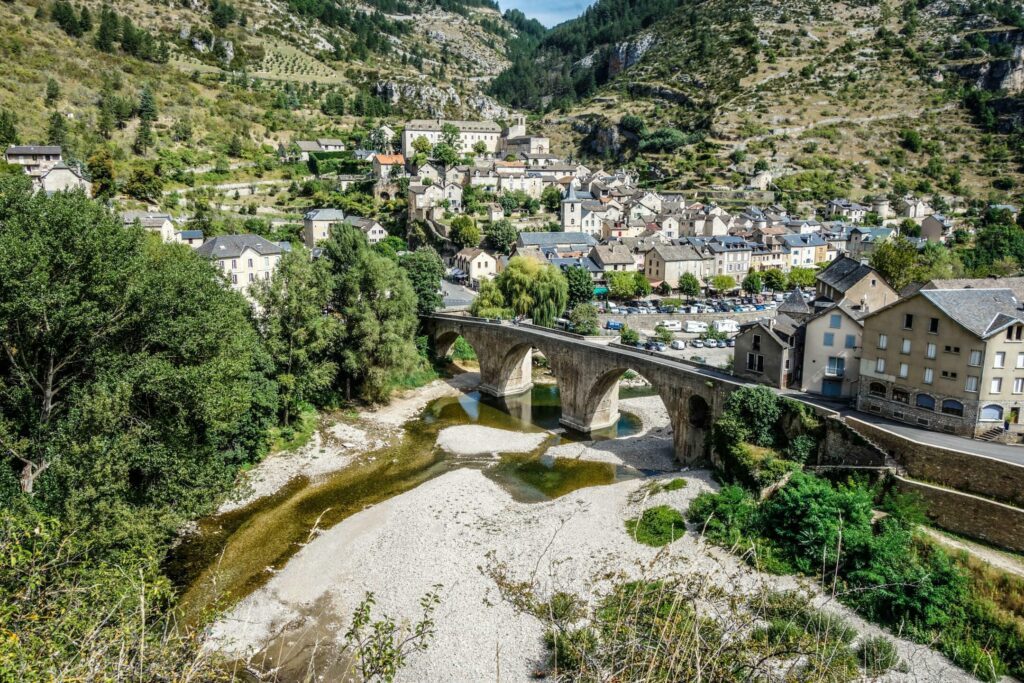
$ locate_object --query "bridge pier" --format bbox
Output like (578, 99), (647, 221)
(478, 343), (533, 398)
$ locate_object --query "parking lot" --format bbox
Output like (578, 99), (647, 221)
(598, 293), (787, 317)
(630, 325), (735, 369)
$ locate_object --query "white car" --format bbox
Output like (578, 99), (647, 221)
(670, 340), (686, 350)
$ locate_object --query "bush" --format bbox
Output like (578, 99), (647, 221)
(687, 486), (758, 546)
(450, 336), (477, 361)
(625, 505), (686, 546)
(857, 635), (900, 675)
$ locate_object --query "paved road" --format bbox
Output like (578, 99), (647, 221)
(843, 410), (1024, 467)
(441, 280), (476, 310)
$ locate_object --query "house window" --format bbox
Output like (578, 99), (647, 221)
(824, 333), (835, 347)
(926, 343), (936, 359)
(1007, 325), (1024, 341)
(923, 368), (934, 384)
(901, 338), (911, 354)
(1017, 352), (1024, 369)
(903, 314), (914, 329)
(829, 314), (841, 329)
(264, 257), (269, 268)
(893, 388), (910, 404)
(1015, 378), (1024, 394)
(945, 345), (961, 354)
(231, 259), (238, 270)
(248, 273), (255, 282)
(826, 357), (845, 377)
(941, 399), (965, 417)
(968, 350), (982, 365)
(995, 352), (1007, 368)
(966, 375), (979, 392)
(981, 404), (1004, 421)
(991, 377), (1003, 394)
(845, 334), (856, 349)
(877, 334), (888, 350)
(746, 353), (764, 373)
(916, 394), (935, 410)
(869, 382), (887, 397)
(753, 334), (761, 350)
(898, 363), (909, 378)
(941, 370), (958, 379)
(231, 274), (238, 284)
(928, 318), (940, 334)
(248, 259), (254, 268)
(875, 358), (886, 373)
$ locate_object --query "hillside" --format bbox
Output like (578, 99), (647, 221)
(492, 0), (1024, 207)
(0, 0), (520, 171)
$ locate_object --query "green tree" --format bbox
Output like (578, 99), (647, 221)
(137, 86), (157, 122)
(620, 326), (640, 345)
(94, 6), (118, 52)
(741, 272), (763, 295)
(495, 256), (567, 327)
(541, 184), (563, 212)
(46, 111), (67, 147)
(323, 225), (420, 402)
(411, 136), (432, 156)
(787, 266), (816, 288)
(472, 140), (488, 157)
(432, 142), (459, 168)
(763, 268), (787, 291)
(0, 109), (17, 147)
(449, 215), (481, 248)
(171, 117), (193, 142)
(710, 274), (737, 295)
(399, 247), (445, 317)
(86, 147), (116, 200)
(469, 279), (512, 318)
(633, 272), (652, 297)
(253, 248), (338, 425)
(45, 78), (60, 107)
(440, 122), (461, 149)
(678, 272), (701, 299)
(869, 235), (917, 290)
(607, 271), (637, 300)
(654, 324), (674, 344)
(227, 133), (244, 158)
(565, 265), (594, 308)
(132, 118), (153, 155)
(123, 167), (162, 201)
(899, 128), (923, 153)
(569, 302), (599, 335)
(486, 218), (518, 255)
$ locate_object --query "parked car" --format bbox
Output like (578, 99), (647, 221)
(605, 320), (624, 330)
(727, 338), (736, 347)
(691, 339), (704, 348)
(652, 341), (667, 352)
(670, 340), (686, 350)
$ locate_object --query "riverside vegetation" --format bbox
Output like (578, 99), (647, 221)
(0, 174), (447, 680)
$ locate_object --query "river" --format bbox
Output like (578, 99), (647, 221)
(168, 382), (659, 623)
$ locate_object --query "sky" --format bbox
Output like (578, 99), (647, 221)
(498, 0), (593, 27)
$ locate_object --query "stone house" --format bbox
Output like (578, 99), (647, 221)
(801, 303), (867, 399)
(734, 315), (799, 388)
(590, 244), (636, 273)
(643, 243), (711, 289)
(920, 214), (954, 243)
(122, 211), (176, 243)
(4, 144), (62, 179)
(857, 286), (1024, 441)
(345, 216), (388, 245)
(303, 208), (346, 248)
(779, 232), (827, 268)
(814, 256), (898, 311)
(401, 119), (502, 156)
(453, 247), (498, 285)
(197, 234), (284, 292)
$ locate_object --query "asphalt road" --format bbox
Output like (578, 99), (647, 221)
(441, 280), (476, 310)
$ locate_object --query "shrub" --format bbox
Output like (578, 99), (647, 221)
(625, 506), (686, 546)
(687, 486), (758, 546)
(857, 636), (900, 675)
(451, 336), (477, 361)
(662, 478), (687, 492)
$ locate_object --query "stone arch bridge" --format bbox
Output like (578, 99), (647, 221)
(424, 314), (747, 462)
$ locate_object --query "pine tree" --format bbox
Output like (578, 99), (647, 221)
(133, 118), (153, 155)
(94, 6), (118, 52)
(46, 111), (68, 147)
(78, 5), (92, 32)
(137, 86), (157, 122)
(45, 78), (60, 107)
(0, 109), (18, 147)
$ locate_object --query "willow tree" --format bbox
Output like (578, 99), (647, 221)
(495, 256), (568, 327)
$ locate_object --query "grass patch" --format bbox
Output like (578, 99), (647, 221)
(267, 405), (319, 453)
(662, 477), (688, 492)
(388, 363), (440, 392)
(625, 505), (686, 546)
(857, 635), (901, 675)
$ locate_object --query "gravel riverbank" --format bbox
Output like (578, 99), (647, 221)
(436, 424), (548, 456)
(209, 384), (973, 682)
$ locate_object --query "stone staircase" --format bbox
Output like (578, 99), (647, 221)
(977, 425), (1005, 442)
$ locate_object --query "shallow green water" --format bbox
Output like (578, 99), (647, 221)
(168, 383), (649, 621)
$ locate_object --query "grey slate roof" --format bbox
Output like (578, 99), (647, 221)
(590, 244), (634, 266)
(650, 243), (706, 262)
(918, 288), (1024, 338)
(816, 256), (876, 293)
(121, 211), (173, 229)
(5, 145), (61, 155)
(778, 288), (812, 315)
(304, 208), (346, 221)
(196, 234), (283, 260)
(779, 233), (826, 248)
(517, 232), (597, 248)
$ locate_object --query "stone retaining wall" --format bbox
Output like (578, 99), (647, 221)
(598, 309), (776, 328)
(894, 476), (1024, 553)
(847, 417), (1024, 508)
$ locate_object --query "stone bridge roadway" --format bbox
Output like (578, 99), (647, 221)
(423, 313), (749, 463)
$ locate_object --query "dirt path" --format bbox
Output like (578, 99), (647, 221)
(922, 527), (1024, 579)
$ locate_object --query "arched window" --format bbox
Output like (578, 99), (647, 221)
(981, 404), (1004, 421)
(915, 394), (936, 410)
(869, 382), (886, 398)
(893, 389), (910, 404)
(941, 399), (964, 417)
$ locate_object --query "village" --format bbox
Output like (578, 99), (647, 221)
(7, 114), (1024, 448)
